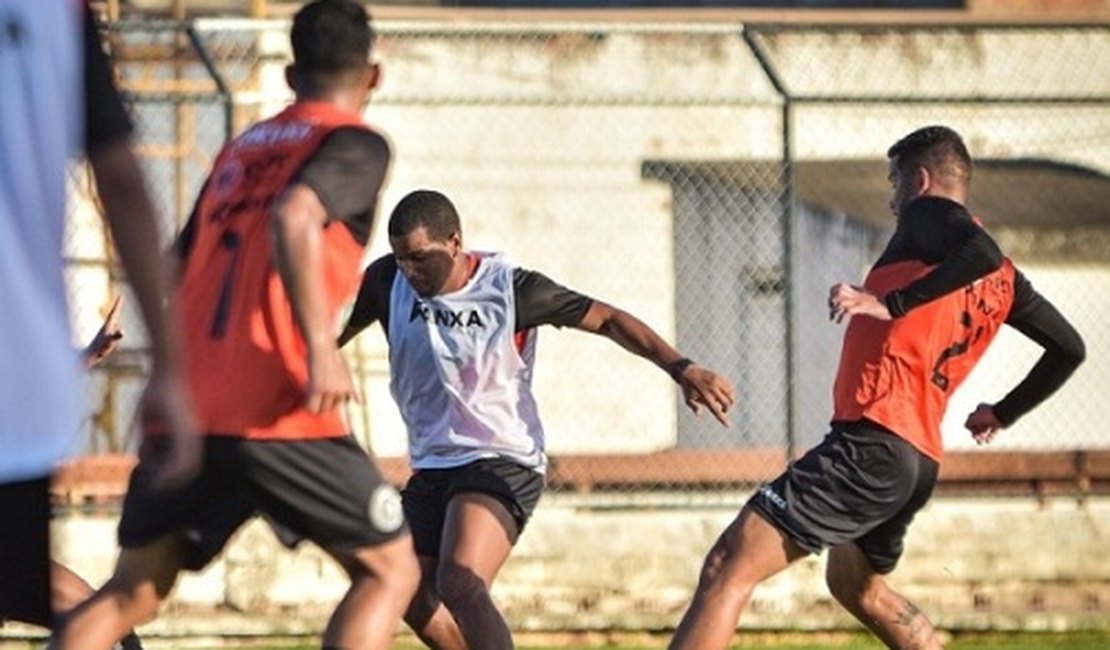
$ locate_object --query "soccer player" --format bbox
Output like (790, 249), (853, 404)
(668, 125), (1086, 650)
(1, 0), (195, 640)
(51, 2), (419, 649)
(338, 189), (737, 650)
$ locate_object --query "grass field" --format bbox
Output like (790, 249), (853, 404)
(111, 630), (1108, 649)
(4, 630), (1109, 648)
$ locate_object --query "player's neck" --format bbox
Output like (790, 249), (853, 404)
(293, 91), (365, 116)
(441, 252), (477, 295)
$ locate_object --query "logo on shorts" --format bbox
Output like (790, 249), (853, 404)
(759, 485), (788, 511)
(368, 485), (404, 533)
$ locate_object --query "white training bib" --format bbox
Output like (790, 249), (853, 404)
(388, 253), (546, 472)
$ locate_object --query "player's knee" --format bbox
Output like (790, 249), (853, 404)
(394, 549), (421, 598)
(103, 575), (166, 623)
(827, 568), (885, 615)
(435, 562), (489, 611)
(698, 536), (755, 595)
(346, 538), (420, 600)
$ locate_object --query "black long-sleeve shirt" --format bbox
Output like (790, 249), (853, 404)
(878, 196), (1084, 426)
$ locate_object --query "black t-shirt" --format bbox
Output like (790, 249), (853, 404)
(340, 254), (593, 344)
(84, 9), (132, 152)
(294, 126), (390, 245)
(176, 123), (389, 259)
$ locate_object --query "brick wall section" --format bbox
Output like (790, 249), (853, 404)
(51, 450), (1110, 506)
(970, 0), (1109, 13)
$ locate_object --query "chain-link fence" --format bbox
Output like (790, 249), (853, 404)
(69, 17), (1110, 497)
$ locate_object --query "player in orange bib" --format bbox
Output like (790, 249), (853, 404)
(51, 3), (418, 649)
(670, 126), (1085, 650)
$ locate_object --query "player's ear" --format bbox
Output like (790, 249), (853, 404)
(914, 165), (931, 194)
(284, 64), (296, 93)
(366, 62), (382, 92)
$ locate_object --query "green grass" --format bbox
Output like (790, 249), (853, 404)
(175, 630), (1109, 649)
(6, 631), (1104, 649)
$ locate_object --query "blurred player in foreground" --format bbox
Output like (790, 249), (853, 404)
(1, 0), (195, 640)
(1, 298), (142, 649)
(338, 189), (737, 650)
(669, 125), (1085, 650)
(51, 2), (418, 649)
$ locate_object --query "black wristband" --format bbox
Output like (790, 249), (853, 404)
(668, 357), (694, 381)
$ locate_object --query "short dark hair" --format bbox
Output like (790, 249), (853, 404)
(388, 190), (461, 242)
(290, 0), (374, 85)
(887, 125), (972, 187)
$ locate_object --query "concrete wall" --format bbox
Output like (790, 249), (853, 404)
(29, 494), (1108, 639)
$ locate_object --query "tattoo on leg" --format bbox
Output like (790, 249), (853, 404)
(893, 600), (936, 649)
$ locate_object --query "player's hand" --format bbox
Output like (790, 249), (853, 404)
(676, 365), (736, 427)
(306, 345), (360, 414)
(139, 369), (200, 489)
(84, 295), (124, 368)
(828, 283), (891, 323)
(965, 402), (1004, 445)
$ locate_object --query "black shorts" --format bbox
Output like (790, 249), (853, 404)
(749, 421), (938, 574)
(0, 476), (52, 627)
(119, 435), (407, 570)
(402, 457), (544, 558)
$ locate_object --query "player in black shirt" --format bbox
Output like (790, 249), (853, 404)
(670, 126), (1085, 650)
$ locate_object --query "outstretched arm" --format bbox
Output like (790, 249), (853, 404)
(85, 5), (197, 487)
(575, 300), (736, 426)
(964, 271), (1085, 444)
(90, 138), (199, 487)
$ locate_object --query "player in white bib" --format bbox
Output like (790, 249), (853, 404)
(340, 189), (736, 649)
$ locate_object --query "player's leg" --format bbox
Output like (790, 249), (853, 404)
(669, 505), (807, 650)
(243, 436), (417, 650)
(51, 436), (248, 650)
(50, 533), (188, 649)
(435, 458), (544, 650)
(436, 491), (517, 650)
(48, 561), (147, 649)
(323, 532), (420, 650)
(404, 556), (468, 650)
(827, 543), (942, 649)
(49, 561), (95, 616)
(399, 469), (468, 649)
(0, 476), (53, 629)
(826, 443), (941, 649)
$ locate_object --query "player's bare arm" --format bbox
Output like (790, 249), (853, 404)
(575, 300), (736, 426)
(89, 137), (198, 489)
(270, 183), (359, 414)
